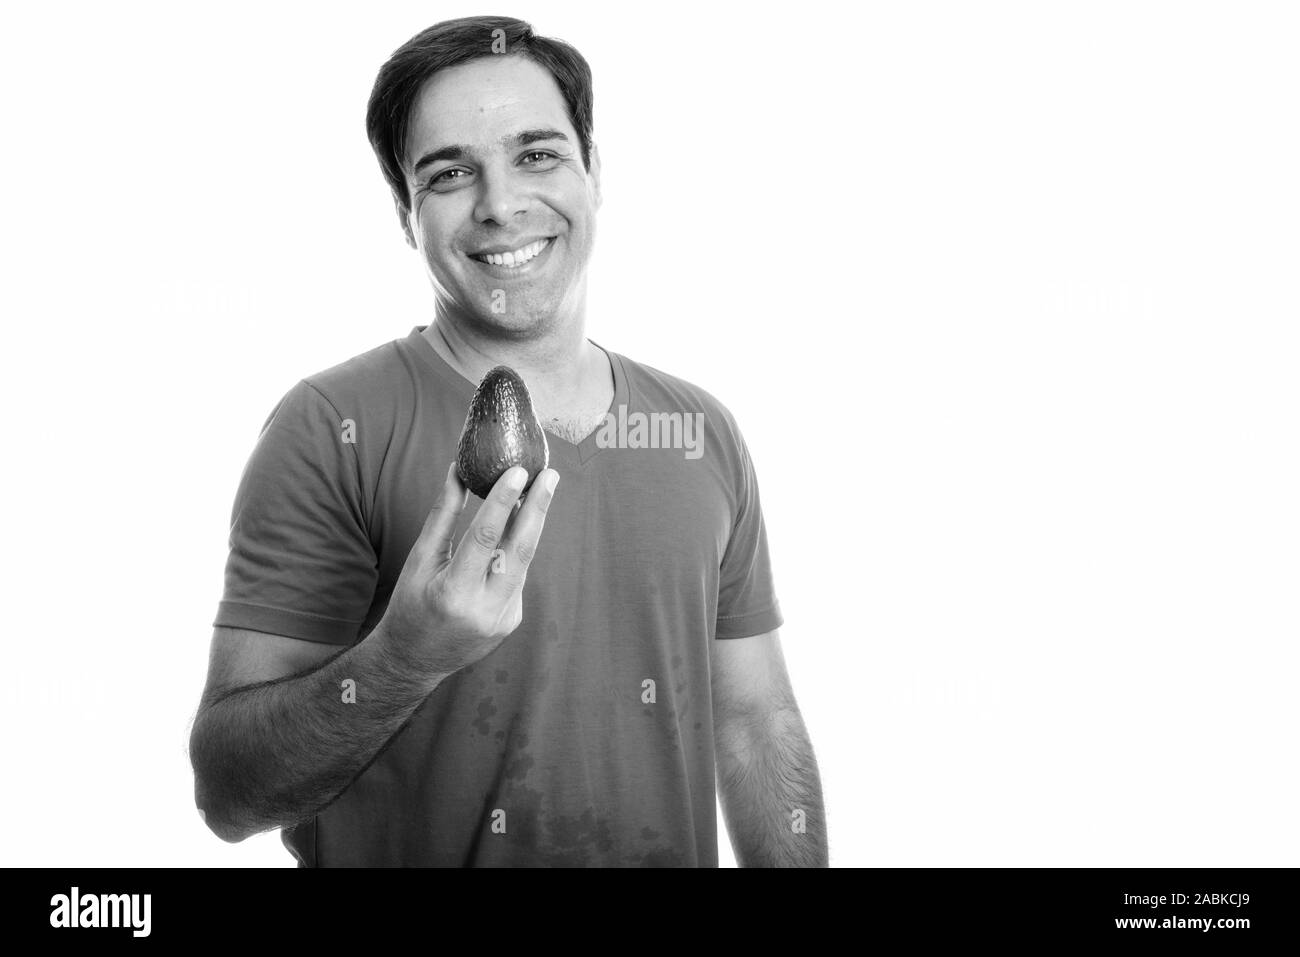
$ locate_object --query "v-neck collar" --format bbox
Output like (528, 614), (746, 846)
(402, 325), (629, 467)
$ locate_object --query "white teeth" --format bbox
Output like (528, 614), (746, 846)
(478, 238), (550, 267)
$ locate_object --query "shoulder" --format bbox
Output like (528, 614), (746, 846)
(608, 350), (762, 507)
(613, 351), (746, 441)
(254, 335), (426, 469)
(298, 336), (416, 416)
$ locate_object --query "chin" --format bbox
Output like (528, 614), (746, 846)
(469, 306), (551, 338)
(481, 292), (564, 331)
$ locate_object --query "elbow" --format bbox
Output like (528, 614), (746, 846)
(208, 815), (254, 845)
(189, 718), (253, 844)
(193, 774), (256, 844)
(191, 775), (251, 844)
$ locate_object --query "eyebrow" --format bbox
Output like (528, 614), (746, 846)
(411, 128), (571, 176)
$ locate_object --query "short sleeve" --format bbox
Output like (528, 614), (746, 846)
(213, 380), (378, 645)
(715, 423), (784, 639)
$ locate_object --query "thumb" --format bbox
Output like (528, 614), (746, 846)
(414, 461), (468, 564)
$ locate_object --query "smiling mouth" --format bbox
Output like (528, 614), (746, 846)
(469, 237), (554, 268)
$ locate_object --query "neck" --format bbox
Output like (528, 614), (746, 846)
(422, 306), (605, 411)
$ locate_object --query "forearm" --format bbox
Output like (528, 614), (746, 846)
(190, 620), (448, 842)
(716, 707), (829, 867)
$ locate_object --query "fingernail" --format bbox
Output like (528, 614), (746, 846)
(544, 470), (559, 493)
(506, 468), (526, 490)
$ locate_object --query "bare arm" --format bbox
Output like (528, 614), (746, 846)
(712, 629), (829, 867)
(190, 460), (559, 843)
(189, 621), (448, 843)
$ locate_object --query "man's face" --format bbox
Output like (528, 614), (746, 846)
(400, 55), (600, 336)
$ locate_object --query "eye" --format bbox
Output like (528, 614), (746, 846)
(430, 168), (468, 187)
(522, 150), (558, 166)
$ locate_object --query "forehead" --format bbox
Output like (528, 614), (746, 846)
(404, 56), (575, 166)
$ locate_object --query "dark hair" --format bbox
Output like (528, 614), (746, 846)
(366, 15), (594, 213)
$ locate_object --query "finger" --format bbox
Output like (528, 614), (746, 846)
(451, 465), (528, 580)
(488, 467), (559, 591)
(413, 462), (468, 565)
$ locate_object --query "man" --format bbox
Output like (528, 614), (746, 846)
(189, 15), (827, 867)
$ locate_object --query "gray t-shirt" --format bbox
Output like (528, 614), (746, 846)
(214, 326), (783, 866)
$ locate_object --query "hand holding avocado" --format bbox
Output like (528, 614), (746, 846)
(381, 459), (559, 679)
(379, 366), (557, 679)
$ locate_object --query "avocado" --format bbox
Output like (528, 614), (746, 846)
(456, 365), (550, 499)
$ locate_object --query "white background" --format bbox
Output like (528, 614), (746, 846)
(1, 0), (1296, 867)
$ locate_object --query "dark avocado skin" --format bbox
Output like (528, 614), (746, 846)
(456, 365), (550, 499)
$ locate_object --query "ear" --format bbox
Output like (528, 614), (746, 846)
(589, 142), (602, 210)
(393, 191), (417, 249)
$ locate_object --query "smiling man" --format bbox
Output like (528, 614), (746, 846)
(190, 15), (827, 867)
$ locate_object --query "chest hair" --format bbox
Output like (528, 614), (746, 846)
(542, 410), (607, 446)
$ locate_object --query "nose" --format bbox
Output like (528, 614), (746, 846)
(473, 163), (529, 226)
